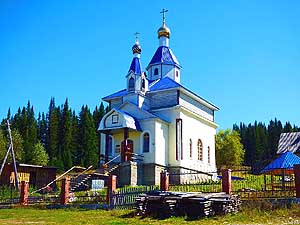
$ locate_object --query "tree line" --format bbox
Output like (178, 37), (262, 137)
(233, 119), (300, 168)
(0, 98), (108, 171)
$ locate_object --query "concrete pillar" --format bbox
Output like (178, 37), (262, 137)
(19, 181), (29, 205)
(294, 164), (300, 198)
(60, 177), (70, 205)
(222, 169), (232, 194)
(106, 175), (117, 208)
(118, 161), (137, 186)
(160, 171), (169, 191)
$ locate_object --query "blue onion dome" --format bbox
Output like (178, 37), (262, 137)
(132, 42), (142, 54)
(157, 23), (170, 38)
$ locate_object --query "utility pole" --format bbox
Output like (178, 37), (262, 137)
(0, 120), (19, 189)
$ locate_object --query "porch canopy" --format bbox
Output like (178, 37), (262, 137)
(98, 108), (142, 132)
(260, 151), (300, 175)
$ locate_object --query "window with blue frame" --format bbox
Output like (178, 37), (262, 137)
(128, 77), (134, 91)
(143, 133), (150, 153)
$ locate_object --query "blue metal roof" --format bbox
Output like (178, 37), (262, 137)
(103, 89), (127, 100)
(128, 57), (142, 74)
(261, 151), (300, 173)
(148, 46), (180, 68)
(149, 76), (181, 91)
(103, 76), (218, 110)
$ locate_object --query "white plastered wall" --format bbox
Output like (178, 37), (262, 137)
(178, 110), (217, 172)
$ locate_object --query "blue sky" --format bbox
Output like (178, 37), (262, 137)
(0, 0), (299, 129)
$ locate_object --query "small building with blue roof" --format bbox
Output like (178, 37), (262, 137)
(98, 12), (219, 185)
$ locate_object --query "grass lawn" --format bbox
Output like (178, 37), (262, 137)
(0, 204), (300, 225)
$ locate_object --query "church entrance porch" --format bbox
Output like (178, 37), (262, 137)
(121, 140), (133, 162)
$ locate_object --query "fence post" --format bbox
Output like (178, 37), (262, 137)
(294, 164), (300, 198)
(106, 175), (117, 209)
(160, 171), (169, 191)
(60, 177), (70, 205)
(222, 169), (232, 194)
(19, 181), (29, 205)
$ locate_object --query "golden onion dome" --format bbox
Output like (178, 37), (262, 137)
(157, 23), (170, 39)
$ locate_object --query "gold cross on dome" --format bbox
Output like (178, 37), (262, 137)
(160, 8), (168, 24)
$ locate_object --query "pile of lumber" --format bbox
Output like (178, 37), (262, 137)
(136, 191), (241, 219)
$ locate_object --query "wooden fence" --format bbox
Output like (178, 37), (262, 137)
(109, 185), (159, 209)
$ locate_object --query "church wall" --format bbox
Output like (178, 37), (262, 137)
(154, 121), (169, 166)
(139, 120), (155, 163)
(138, 95), (150, 110)
(179, 92), (214, 121)
(178, 110), (217, 173)
(110, 98), (123, 109)
(149, 90), (178, 109)
(123, 93), (138, 106)
(152, 108), (180, 167)
(162, 64), (174, 79)
(104, 112), (124, 128)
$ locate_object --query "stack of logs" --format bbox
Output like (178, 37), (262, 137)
(136, 191), (241, 219)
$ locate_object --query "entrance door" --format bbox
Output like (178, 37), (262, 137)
(121, 140), (134, 162)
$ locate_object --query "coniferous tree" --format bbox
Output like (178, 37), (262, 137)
(60, 99), (73, 170)
(78, 106), (98, 167)
(37, 112), (47, 147)
(93, 102), (106, 152)
(71, 111), (79, 165)
(283, 122), (293, 133)
(47, 98), (63, 169)
(13, 102), (37, 163)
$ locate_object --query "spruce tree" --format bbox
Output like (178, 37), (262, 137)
(79, 106), (98, 168)
(283, 122), (293, 133)
(93, 102), (106, 152)
(46, 98), (63, 169)
(60, 99), (73, 170)
(37, 112), (47, 147)
(71, 111), (79, 165)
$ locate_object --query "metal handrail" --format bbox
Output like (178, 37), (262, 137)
(103, 154), (121, 167)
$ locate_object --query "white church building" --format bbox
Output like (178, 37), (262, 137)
(98, 13), (219, 185)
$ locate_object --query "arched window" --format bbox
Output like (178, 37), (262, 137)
(189, 139), (192, 158)
(197, 139), (203, 161)
(128, 77), (134, 91)
(154, 68), (159, 75)
(143, 133), (150, 153)
(141, 79), (145, 90)
(208, 146), (210, 164)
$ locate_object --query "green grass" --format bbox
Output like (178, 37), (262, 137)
(0, 204), (299, 225)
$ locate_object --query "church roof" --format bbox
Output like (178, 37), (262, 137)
(149, 77), (219, 110)
(103, 77), (219, 110)
(128, 57), (142, 74)
(103, 89), (127, 100)
(147, 46), (180, 69)
(98, 108), (142, 131)
(277, 132), (300, 154)
(149, 76), (181, 91)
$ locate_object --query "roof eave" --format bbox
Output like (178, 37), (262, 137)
(179, 87), (220, 111)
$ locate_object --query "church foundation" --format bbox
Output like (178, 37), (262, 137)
(118, 161), (137, 186)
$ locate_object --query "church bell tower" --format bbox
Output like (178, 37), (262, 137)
(146, 9), (181, 83)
